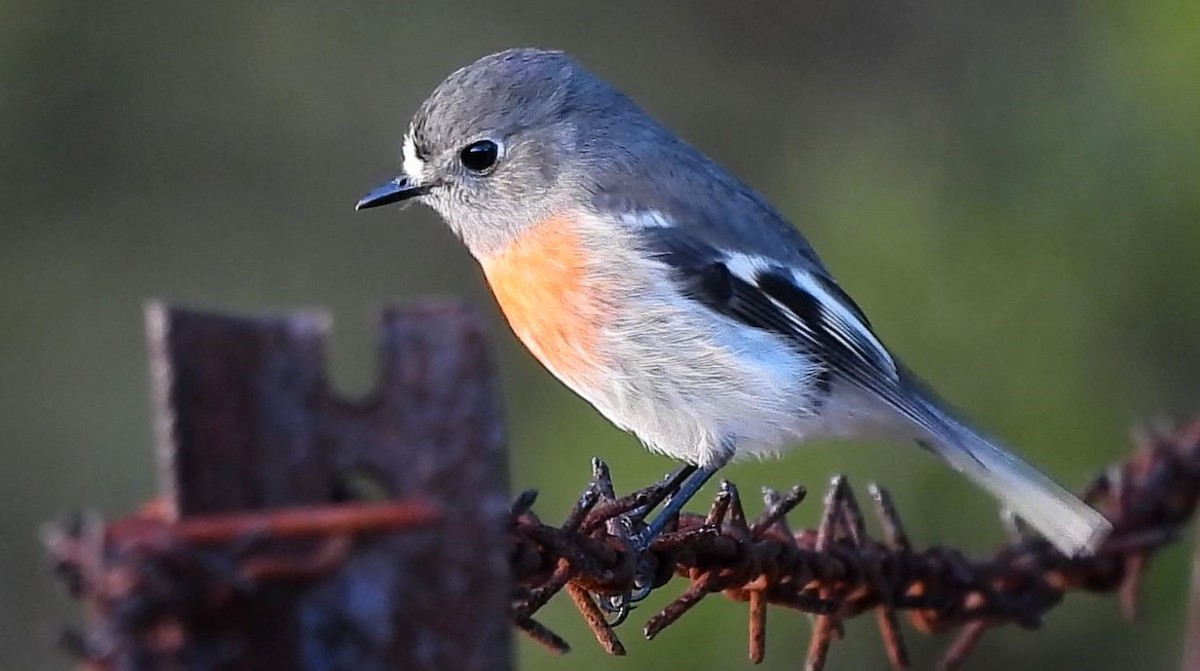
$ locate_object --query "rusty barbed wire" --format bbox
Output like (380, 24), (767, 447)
(44, 500), (443, 667)
(509, 418), (1200, 670)
(46, 419), (1200, 670)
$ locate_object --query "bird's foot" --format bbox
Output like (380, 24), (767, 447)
(596, 531), (661, 626)
(591, 462), (720, 626)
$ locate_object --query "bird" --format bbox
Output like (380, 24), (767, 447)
(355, 47), (1110, 558)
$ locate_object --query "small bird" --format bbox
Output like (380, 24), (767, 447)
(356, 48), (1110, 557)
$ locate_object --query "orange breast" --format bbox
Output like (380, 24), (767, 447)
(479, 215), (609, 388)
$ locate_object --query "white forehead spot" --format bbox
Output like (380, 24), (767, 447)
(402, 134), (425, 181)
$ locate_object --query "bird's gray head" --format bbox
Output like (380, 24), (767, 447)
(357, 48), (652, 256)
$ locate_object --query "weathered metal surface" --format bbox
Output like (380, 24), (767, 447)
(57, 301), (511, 671)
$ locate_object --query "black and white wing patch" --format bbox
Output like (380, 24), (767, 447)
(747, 258), (897, 378)
(644, 227), (899, 387)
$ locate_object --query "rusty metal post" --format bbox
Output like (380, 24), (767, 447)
(53, 301), (511, 671)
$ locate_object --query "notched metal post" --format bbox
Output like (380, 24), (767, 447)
(52, 301), (510, 671)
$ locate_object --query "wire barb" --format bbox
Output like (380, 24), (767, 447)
(44, 500), (444, 666)
(509, 417), (1200, 669)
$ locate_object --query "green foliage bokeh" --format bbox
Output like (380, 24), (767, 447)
(2, 2), (1198, 669)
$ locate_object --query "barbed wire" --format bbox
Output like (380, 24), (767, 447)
(509, 418), (1200, 670)
(46, 420), (1199, 670)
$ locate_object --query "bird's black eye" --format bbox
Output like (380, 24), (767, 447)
(460, 139), (499, 173)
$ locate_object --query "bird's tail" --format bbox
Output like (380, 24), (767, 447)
(882, 375), (1111, 556)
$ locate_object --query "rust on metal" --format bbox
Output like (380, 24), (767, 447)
(48, 302), (510, 671)
(46, 300), (1200, 670)
(509, 418), (1200, 670)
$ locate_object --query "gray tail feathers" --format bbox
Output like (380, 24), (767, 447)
(886, 379), (1111, 556)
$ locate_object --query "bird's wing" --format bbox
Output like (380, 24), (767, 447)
(638, 224), (899, 387)
(632, 217), (1112, 557)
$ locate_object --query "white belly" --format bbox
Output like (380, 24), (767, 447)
(576, 291), (833, 468)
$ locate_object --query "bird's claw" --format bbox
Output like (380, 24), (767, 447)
(595, 535), (660, 626)
(598, 592), (632, 626)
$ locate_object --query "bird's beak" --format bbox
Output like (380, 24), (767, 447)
(354, 174), (432, 210)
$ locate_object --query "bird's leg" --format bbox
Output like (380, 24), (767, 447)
(625, 463), (698, 523)
(619, 464), (720, 609)
(632, 464), (719, 550)
(597, 463), (720, 623)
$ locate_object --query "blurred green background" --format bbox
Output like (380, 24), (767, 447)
(3, 1), (1198, 669)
